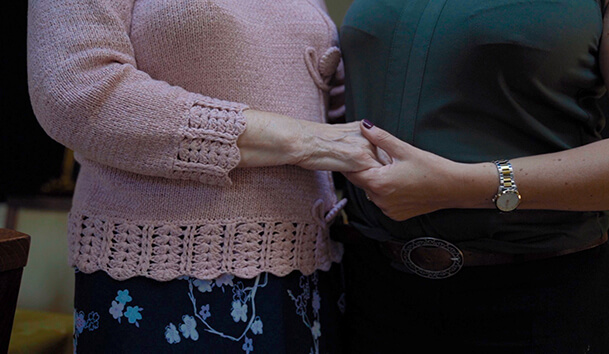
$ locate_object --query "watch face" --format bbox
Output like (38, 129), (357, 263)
(496, 190), (521, 212)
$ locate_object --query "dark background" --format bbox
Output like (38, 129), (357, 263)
(1, 2), (68, 202)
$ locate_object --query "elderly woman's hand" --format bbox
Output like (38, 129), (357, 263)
(343, 120), (497, 221)
(238, 110), (384, 172)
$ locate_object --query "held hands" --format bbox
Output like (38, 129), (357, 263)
(343, 121), (475, 221)
(237, 110), (493, 220)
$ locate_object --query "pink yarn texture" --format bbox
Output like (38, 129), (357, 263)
(28, 0), (344, 280)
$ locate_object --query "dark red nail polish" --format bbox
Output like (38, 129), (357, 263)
(362, 119), (374, 129)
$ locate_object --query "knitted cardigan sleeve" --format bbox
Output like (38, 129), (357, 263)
(27, 0), (247, 186)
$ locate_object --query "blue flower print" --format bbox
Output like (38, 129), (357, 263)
(116, 289), (132, 304)
(312, 290), (321, 314)
(87, 312), (100, 330)
(288, 274), (323, 354)
(299, 276), (311, 299)
(109, 289), (143, 327)
(251, 318), (263, 335)
(193, 279), (213, 293)
(232, 282), (247, 302)
(165, 323), (181, 344)
(164, 274), (272, 350)
(109, 300), (125, 321)
(199, 304), (211, 320)
(73, 309), (100, 351)
(125, 306), (143, 327)
(292, 294), (306, 316)
(74, 311), (87, 334)
(242, 336), (254, 354)
(231, 300), (248, 323)
(179, 315), (199, 341)
(215, 274), (234, 289)
(311, 320), (321, 339)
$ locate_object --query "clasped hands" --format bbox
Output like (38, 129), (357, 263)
(342, 120), (466, 222)
(239, 110), (466, 222)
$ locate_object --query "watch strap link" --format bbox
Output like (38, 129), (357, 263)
(494, 159), (517, 191)
(492, 159), (521, 211)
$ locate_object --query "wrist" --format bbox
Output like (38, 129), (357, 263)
(453, 161), (498, 209)
(491, 159), (522, 212)
(238, 109), (305, 167)
(292, 120), (316, 166)
(292, 120), (337, 168)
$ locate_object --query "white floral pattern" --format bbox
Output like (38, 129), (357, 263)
(164, 274), (268, 352)
(74, 268), (337, 353)
(163, 272), (326, 352)
(287, 272), (323, 354)
(231, 300), (249, 322)
(165, 323), (181, 344)
(251, 318), (263, 335)
(179, 315), (200, 340)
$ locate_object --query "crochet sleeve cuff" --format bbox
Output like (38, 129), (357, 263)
(173, 96), (248, 186)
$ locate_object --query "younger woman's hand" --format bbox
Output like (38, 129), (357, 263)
(343, 121), (496, 221)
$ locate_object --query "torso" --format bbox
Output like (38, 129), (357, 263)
(340, 0), (608, 252)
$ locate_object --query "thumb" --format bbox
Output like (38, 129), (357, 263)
(360, 120), (405, 158)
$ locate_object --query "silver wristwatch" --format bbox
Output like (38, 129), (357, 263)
(492, 159), (521, 212)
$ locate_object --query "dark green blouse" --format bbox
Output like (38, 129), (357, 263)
(340, 0), (608, 253)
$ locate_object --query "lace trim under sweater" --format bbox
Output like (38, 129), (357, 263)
(27, 0), (344, 281)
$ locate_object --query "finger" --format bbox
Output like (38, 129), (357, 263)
(360, 120), (406, 158)
(376, 147), (392, 165)
(342, 168), (375, 189)
(342, 172), (376, 203)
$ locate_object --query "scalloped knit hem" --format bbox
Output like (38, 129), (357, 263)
(67, 212), (344, 281)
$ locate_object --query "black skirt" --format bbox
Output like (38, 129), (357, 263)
(73, 265), (345, 353)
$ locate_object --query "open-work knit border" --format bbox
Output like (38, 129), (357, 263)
(173, 100), (247, 186)
(68, 212), (343, 281)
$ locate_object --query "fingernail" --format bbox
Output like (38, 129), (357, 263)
(362, 119), (374, 129)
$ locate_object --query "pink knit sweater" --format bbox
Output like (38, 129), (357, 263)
(27, 0), (344, 281)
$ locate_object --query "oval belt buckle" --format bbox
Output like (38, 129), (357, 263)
(400, 237), (464, 279)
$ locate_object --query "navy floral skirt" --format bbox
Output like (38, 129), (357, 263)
(73, 266), (345, 353)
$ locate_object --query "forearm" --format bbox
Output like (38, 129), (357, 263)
(451, 140), (609, 212)
(237, 110), (383, 171)
(346, 121), (609, 222)
(237, 109), (304, 168)
(511, 140), (609, 211)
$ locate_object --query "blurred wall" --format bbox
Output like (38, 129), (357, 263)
(326, 0), (353, 25)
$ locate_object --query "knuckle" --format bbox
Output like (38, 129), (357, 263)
(376, 131), (391, 144)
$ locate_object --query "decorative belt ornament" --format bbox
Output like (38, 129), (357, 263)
(400, 237), (464, 279)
